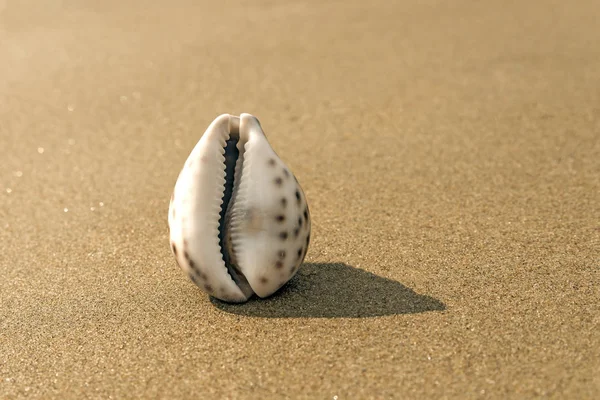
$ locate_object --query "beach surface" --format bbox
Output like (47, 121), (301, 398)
(1, 0), (599, 398)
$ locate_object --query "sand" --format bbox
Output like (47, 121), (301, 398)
(1, 0), (599, 398)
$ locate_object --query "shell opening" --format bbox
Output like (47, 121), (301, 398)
(218, 122), (253, 298)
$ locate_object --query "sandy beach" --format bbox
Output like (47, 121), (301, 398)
(1, 0), (599, 398)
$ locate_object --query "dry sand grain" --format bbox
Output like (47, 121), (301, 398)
(1, 1), (599, 399)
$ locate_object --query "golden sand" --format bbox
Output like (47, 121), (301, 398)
(1, 1), (598, 398)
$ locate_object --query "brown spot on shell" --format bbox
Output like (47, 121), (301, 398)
(303, 207), (308, 220)
(281, 197), (287, 207)
(275, 260), (284, 269)
(297, 247), (303, 259)
(279, 231), (288, 240)
(274, 177), (283, 186)
(260, 276), (269, 284)
(295, 190), (301, 204)
(282, 168), (290, 178)
(171, 243), (177, 255)
(188, 260), (202, 275)
(268, 158), (276, 167)
(275, 214), (285, 223)
(293, 227), (300, 238)
(203, 283), (213, 292)
(278, 250), (286, 259)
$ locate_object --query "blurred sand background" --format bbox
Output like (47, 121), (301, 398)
(1, 0), (599, 398)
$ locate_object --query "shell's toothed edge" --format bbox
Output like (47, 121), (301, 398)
(228, 137), (254, 282)
(218, 129), (255, 300)
(207, 124), (252, 302)
(224, 138), (246, 271)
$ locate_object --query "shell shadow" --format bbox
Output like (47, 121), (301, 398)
(211, 262), (446, 318)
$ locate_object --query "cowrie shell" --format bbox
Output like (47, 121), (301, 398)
(168, 114), (311, 303)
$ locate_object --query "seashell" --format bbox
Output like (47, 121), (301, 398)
(168, 113), (311, 303)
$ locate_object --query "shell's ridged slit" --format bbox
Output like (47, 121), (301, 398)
(225, 139), (245, 267)
(202, 135), (228, 295)
(217, 123), (254, 298)
(229, 138), (254, 279)
(218, 137), (238, 269)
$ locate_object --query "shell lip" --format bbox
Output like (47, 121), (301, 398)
(239, 113), (265, 142)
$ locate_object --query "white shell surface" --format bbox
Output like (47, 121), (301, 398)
(168, 113), (311, 303)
